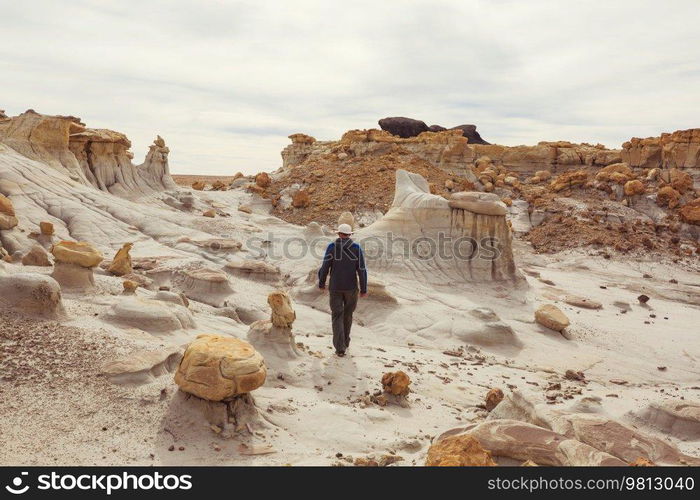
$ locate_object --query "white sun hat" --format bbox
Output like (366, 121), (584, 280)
(336, 223), (353, 235)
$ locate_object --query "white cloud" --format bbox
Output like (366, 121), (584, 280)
(2, 0), (699, 174)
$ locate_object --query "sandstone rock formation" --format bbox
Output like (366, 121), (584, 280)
(175, 334), (267, 401)
(535, 304), (570, 332)
(441, 419), (624, 466)
(50, 241), (103, 291)
(108, 243), (133, 276)
(51, 241), (103, 268)
(425, 434), (497, 466)
(630, 400), (700, 441)
(21, 245), (51, 267)
(0, 272), (64, 317)
(0, 194), (18, 230)
(247, 291), (300, 359)
(487, 390), (699, 465)
(358, 170), (519, 283)
(680, 198), (700, 225)
(104, 297), (195, 333)
(0, 110), (176, 195)
(622, 128), (700, 181)
(39, 221), (54, 236)
(173, 268), (234, 307)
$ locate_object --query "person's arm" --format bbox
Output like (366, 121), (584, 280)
(357, 245), (368, 295)
(318, 243), (334, 288)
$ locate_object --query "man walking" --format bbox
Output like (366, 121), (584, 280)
(318, 223), (368, 357)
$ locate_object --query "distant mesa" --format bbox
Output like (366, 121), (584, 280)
(378, 116), (490, 144)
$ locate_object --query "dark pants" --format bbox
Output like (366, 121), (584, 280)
(329, 289), (358, 353)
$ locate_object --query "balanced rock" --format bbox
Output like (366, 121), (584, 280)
(108, 242), (133, 276)
(535, 304), (570, 331)
(247, 291), (299, 359)
(175, 334), (267, 401)
(381, 371), (411, 396)
(51, 241), (103, 268)
(269, 290), (295, 328)
(21, 245), (52, 267)
(425, 435), (496, 466)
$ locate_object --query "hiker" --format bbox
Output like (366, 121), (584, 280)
(318, 223), (368, 357)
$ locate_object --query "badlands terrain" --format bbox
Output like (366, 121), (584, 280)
(1, 110), (699, 466)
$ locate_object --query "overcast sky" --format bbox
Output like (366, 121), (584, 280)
(2, 0), (699, 175)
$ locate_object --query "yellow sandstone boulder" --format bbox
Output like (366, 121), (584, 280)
(50, 240), (104, 268)
(108, 243), (133, 276)
(535, 304), (570, 331)
(426, 435), (497, 466)
(174, 334), (267, 401)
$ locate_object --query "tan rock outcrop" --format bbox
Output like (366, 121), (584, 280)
(39, 221), (54, 236)
(535, 304), (570, 331)
(657, 186), (681, 208)
(192, 181), (205, 190)
(175, 334), (267, 401)
(21, 245), (52, 267)
(0, 194), (18, 230)
(108, 243), (133, 276)
(679, 198), (700, 225)
(247, 291), (300, 359)
(550, 170), (588, 192)
(595, 162), (633, 183)
(624, 179), (645, 196)
(268, 291), (295, 328)
(426, 434), (497, 466)
(359, 170), (519, 283)
(442, 420), (625, 466)
(0, 110), (175, 194)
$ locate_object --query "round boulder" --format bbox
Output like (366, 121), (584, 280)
(174, 334), (267, 401)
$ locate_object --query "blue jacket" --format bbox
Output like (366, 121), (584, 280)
(318, 238), (368, 293)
